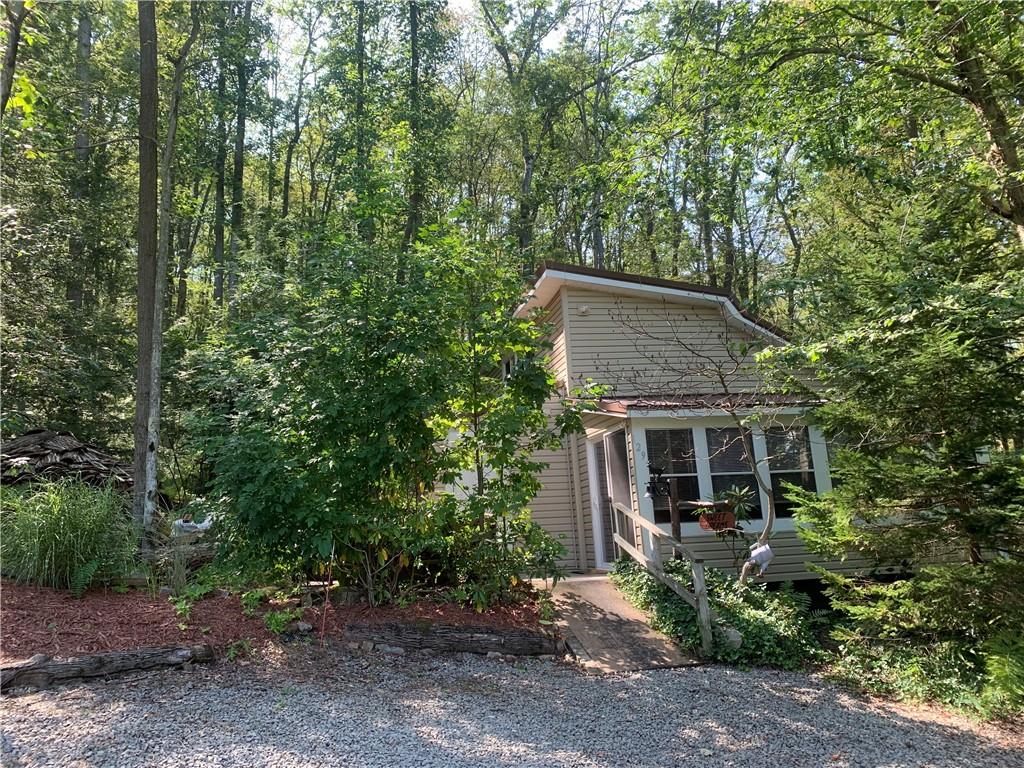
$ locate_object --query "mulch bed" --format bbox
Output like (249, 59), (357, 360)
(0, 579), (543, 662)
(0, 581), (272, 662)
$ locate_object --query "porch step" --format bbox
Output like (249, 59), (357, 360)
(550, 576), (700, 674)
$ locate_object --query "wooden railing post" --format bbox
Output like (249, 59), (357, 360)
(648, 530), (663, 572)
(691, 560), (714, 656)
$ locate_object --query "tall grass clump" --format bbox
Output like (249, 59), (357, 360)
(0, 479), (138, 595)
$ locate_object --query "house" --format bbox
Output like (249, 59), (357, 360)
(517, 262), (871, 581)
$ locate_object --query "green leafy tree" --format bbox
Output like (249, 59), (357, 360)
(186, 231), (577, 606)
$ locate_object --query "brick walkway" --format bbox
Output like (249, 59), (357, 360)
(551, 575), (699, 673)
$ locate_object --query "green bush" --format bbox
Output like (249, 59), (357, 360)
(821, 561), (1024, 718)
(610, 558), (820, 670)
(264, 607), (303, 635)
(435, 505), (565, 611)
(184, 236), (580, 609)
(0, 480), (138, 595)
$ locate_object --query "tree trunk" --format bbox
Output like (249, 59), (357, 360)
(942, 13), (1024, 250)
(212, 15), (227, 306)
(699, 195), (715, 287)
(400, 0), (423, 261)
(590, 187), (606, 270)
(776, 185), (802, 325)
(282, 10), (318, 220)
(354, 0), (374, 243)
(133, 0), (159, 540)
(0, 0), (31, 120)
(645, 200), (658, 274)
(517, 144), (537, 270)
(722, 158), (740, 295)
(74, 9), (92, 161)
(176, 181), (211, 318)
(157, 0), (200, 320)
(67, 8), (92, 310)
(228, 1), (253, 297)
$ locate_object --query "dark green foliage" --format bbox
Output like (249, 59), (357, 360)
(610, 558), (820, 670)
(820, 562), (1024, 717)
(0, 480), (137, 593)
(185, 232), (574, 607)
(435, 508), (565, 611)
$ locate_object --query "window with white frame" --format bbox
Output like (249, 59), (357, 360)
(644, 429), (701, 524)
(637, 422), (826, 530)
(764, 426), (816, 518)
(705, 427), (762, 514)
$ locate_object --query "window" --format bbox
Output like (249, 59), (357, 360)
(634, 422), (828, 532)
(706, 427), (762, 514)
(765, 426), (816, 518)
(645, 429), (701, 524)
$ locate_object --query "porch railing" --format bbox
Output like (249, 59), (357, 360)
(610, 502), (732, 656)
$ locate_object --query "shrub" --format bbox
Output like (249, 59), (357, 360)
(434, 506), (566, 611)
(610, 558), (820, 670)
(0, 480), (137, 595)
(821, 561), (1024, 718)
(264, 607), (303, 635)
(184, 236), (581, 609)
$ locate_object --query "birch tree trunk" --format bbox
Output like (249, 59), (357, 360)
(212, 11), (227, 306)
(133, 0), (159, 541)
(400, 0), (422, 260)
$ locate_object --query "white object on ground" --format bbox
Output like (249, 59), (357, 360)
(170, 517), (214, 537)
(746, 543), (774, 575)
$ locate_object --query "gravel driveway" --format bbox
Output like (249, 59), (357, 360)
(2, 648), (1021, 768)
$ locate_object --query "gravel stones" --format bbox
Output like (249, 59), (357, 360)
(2, 651), (1020, 768)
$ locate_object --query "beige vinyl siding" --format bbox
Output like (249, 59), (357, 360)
(582, 413), (624, 439)
(564, 287), (769, 395)
(539, 292), (568, 388)
(528, 292), (584, 568)
(650, 531), (875, 582)
(529, 396), (581, 568)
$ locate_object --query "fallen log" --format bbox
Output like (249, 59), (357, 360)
(344, 620), (563, 656)
(0, 644), (215, 692)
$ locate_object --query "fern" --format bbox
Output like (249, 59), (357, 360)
(980, 631), (1024, 716)
(70, 559), (101, 598)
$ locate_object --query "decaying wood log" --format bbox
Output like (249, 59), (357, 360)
(0, 644), (214, 692)
(1, 429), (133, 488)
(344, 620), (562, 656)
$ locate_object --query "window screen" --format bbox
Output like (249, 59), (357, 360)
(765, 426), (816, 518)
(706, 427), (761, 513)
(645, 429), (696, 474)
(645, 428), (701, 524)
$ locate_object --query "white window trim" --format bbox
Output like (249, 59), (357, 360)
(630, 415), (831, 537)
